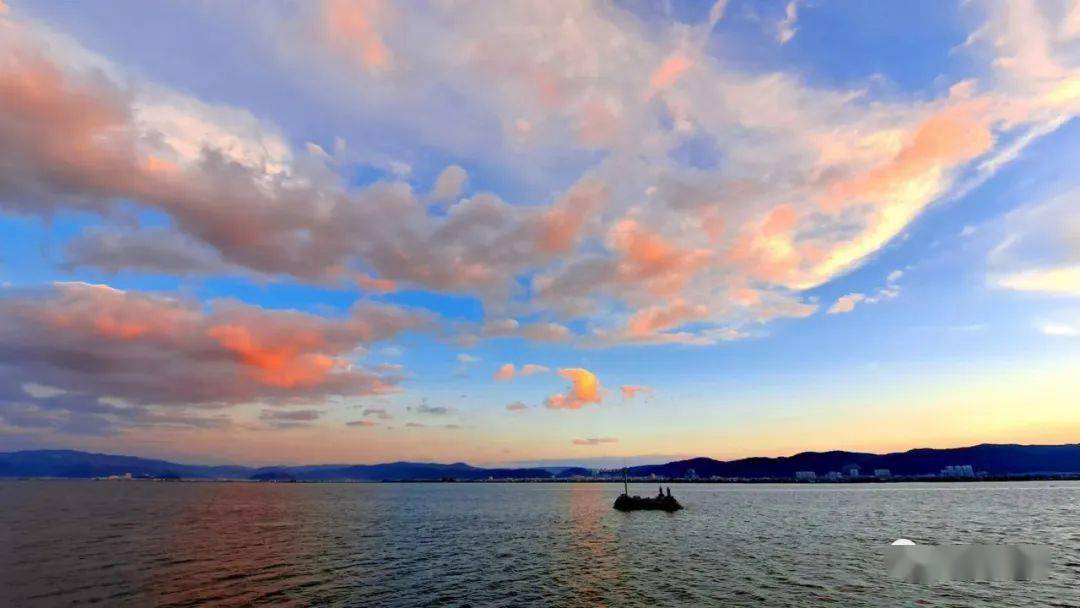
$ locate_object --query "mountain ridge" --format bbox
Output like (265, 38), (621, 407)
(2, 443), (1079, 481)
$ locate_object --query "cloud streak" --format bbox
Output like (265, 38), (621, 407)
(572, 437), (618, 446)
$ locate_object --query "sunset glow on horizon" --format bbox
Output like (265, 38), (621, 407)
(1, 0), (1078, 466)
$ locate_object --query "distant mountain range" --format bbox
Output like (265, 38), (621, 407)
(625, 443), (1080, 478)
(2, 443), (1079, 481)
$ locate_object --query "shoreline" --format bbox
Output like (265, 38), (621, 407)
(5, 475), (1080, 484)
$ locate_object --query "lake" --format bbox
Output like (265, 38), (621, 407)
(1, 481), (1077, 606)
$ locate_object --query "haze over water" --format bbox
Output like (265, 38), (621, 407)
(2, 481), (1077, 607)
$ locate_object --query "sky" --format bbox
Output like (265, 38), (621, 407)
(0, 0), (1078, 467)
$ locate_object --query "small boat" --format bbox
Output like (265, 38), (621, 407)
(613, 468), (682, 512)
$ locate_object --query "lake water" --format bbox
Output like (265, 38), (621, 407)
(1, 481), (1078, 607)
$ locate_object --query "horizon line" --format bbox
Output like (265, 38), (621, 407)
(7, 440), (1079, 471)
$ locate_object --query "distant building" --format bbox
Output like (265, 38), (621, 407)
(941, 465), (975, 478)
(684, 468), (698, 480)
(842, 464), (861, 478)
(795, 471), (816, 481)
(874, 469), (891, 479)
(824, 471), (843, 481)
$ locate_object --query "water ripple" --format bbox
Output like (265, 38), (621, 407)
(1, 481), (1078, 607)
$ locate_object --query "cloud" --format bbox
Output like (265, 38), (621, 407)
(828, 293), (866, 315)
(521, 364), (549, 376)
(260, 409), (322, 422)
(355, 273), (397, 294)
(620, 385), (653, 400)
(466, 318), (573, 344)
(320, 0), (394, 73)
(64, 228), (239, 276)
(0, 283), (425, 424)
(828, 268), (906, 315)
(777, 1), (799, 44)
(1038, 321), (1079, 336)
(22, 383), (66, 399)
(456, 353), (480, 364)
(505, 401), (529, 412)
(997, 267), (1080, 294)
(648, 53), (692, 97)
(572, 437), (618, 446)
(545, 368), (602, 410)
(494, 363), (515, 381)
(362, 407), (392, 420)
(412, 400), (450, 415)
(707, 0), (728, 27)
(401, 421), (458, 430)
(989, 193), (1080, 296)
(347, 419), (378, 427)
(431, 164), (467, 201)
(0, 2), (1076, 350)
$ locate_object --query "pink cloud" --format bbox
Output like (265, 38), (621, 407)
(494, 363), (515, 381)
(2, 3), (1075, 356)
(572, 437), (617, 446)
(620, 385), (653, 400)
(824, 103), (995, 211)
(608, 218), (713, 296)
(322, 0), (394, 73)
(0, 282), (426, 412)
(355, 273), (397, 293)
(536, 181), (606, 255)
(521, 364), (549, 376)
(648, 53), (691, 96)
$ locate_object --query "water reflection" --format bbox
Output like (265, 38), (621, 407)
(2, 481), (1079, 607)
(561, 483), (622, 606)
(147, 483), (320, 607)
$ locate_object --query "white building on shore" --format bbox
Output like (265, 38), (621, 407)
(940, 465), (975, 478)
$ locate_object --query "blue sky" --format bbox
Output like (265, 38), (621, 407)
(0, 0), (1077, 465)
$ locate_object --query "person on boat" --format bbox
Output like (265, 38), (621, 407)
(657, 485), (664, 499)
(666, 487), (672, 498)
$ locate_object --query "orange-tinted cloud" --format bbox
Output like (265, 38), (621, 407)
(545, 367), (601, 410)
(620, 385), (653, 400)
(322, 0), (393, 72)
(724, 205), (802, 286)
(0, 282), (425, 412)
(572, 437), (617, 446)
(536, 181), (606, 254)
(39, 283), (195, 342)
(825, 103), (994, 211)
(827, 293), (865, 315)
(648, 53), (691, 96)
(356, 273), (397, 293)
(626, 302), (709, 338)
(208, 324), (339, 389)
(494, 363), (515, 381)
(609, 218), (712, 296)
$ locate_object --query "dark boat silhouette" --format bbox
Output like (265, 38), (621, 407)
(613, 468), (682, 512)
